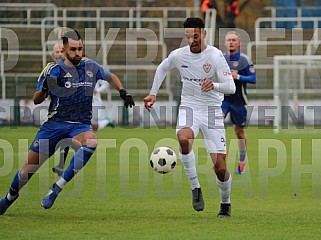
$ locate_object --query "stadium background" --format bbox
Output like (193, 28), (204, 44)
(1, 0), (321, 128)
(1, 2), (321, 239)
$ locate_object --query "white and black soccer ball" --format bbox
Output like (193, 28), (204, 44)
(150, 147), (177, 174)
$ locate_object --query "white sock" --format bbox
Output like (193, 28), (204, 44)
(98, 119), (110, 130)
(55, 177), (67, 190)
(180, 151), (200, 190)
(216, 174), (232, 204)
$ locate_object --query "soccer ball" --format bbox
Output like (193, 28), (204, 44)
(150, 147), (177, 174)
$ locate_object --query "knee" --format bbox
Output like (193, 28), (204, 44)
(179, 136), (189, 147)
(71, 139), (82, 151)
(82, 132), (98, 148)
(86, 138), (98, 148)
(177, 129), (194, 154)
(178, 137), (191, 154)
(18, 170), (33, 182)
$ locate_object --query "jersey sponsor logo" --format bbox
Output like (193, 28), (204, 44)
(63, 72), (72, 78)
(86, 70), (93, 78)
(182, 76), (203, 82)
(223, 71), (231, 76)
(65, 81), (72, 88)
(70, 82), (93, 88)
(203, 63), (211, 73)
(181, 65), (188, 68)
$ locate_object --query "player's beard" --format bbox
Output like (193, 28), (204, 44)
(66, 54), (81, 66)
(70, 57), (81, 66)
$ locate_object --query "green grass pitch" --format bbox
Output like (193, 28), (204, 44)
(0, 125), (321, 239)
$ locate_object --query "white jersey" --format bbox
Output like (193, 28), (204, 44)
(150, 45), (235, 109)
(93, 79), (109, 106)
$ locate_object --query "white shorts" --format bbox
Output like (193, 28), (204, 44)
(176, 106), (226, 154)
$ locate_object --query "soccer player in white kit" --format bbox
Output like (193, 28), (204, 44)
(144, 17), (235, 218)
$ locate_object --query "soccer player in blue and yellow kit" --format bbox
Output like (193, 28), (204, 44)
(222, 31), (256, 175)
(46, 42), (73, 176)
(0, 30), (135, 214)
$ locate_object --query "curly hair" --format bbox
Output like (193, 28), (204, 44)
(183, 17), (205, 29)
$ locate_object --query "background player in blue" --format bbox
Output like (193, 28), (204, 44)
(0, 30), (135, 215)
(222, 31), (256, 175)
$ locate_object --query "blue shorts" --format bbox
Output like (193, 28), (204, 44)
(221, 101), (247, 128)
(29, 121), (93, 156)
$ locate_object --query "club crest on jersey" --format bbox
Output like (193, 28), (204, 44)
(233, 61), (239, 68)
(33, 140), (39, 148)
(203, 63), (211, 73)
(86, 71), (93, 78)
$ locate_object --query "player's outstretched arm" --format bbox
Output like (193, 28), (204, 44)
(144, 55), (172, 111)
(107, 73), (135, 108)
(109, 73), (124, 91)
